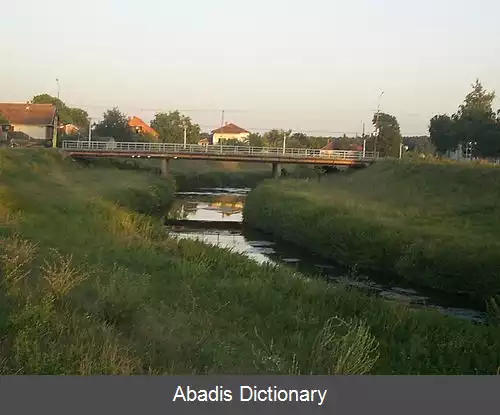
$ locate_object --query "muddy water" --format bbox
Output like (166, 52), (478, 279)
(165, 188), (486, 323)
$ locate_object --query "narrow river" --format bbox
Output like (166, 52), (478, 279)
(165, 187), (486, 323)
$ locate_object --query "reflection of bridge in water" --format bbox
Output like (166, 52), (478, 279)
(62, 140), (377, 178)
(208, 201), (244, 217)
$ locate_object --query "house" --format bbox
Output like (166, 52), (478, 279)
(319, 140), (337, 155)
(128, 116), (159, 139)
(60, 123), (80, 135)
(320, 139), (362, 155)
(0, 103), (58, 142)
(211, 122), (249, 144)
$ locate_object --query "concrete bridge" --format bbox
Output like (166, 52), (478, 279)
(62, 140), (377, 177)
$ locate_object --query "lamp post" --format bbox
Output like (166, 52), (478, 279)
(183, 123), (188, 149)
(374, 91), (384, 156)
(88, 117), (92, 145)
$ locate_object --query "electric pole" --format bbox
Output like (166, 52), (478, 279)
(88, 117), (92, 144)
(374, 91), (384, 157)
(183, 124), (187, 149)
(56, 78), (60, 99)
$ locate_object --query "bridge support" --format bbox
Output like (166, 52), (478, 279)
(160, 158), (170, 177)
(272, 163), (281, 178)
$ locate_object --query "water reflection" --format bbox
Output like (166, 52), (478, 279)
(166, 188), (487, 323)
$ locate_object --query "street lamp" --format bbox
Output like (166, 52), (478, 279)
(374, 91), (384, 156)
(183, 123), (188, 149)
(283, 130), (288, 155)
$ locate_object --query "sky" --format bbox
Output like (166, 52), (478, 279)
(1, 0), (500, 136)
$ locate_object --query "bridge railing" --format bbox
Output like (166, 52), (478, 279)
(62, 140), (378, 161)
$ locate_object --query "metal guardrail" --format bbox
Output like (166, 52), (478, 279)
(62, 140), (378, 161)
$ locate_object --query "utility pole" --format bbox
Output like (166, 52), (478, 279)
(56, 78), (60, 99)
(88, 117), (92, 144)
(183, 124), (187, 149)
(283, 131), (287, 154)
(374, 91), (384, 157)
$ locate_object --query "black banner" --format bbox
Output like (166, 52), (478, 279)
(0, 376), (496, 414)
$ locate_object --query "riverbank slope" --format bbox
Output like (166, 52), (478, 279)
(1, 150), (500, 374)
(244, 159), (500, 303)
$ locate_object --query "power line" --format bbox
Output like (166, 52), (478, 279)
(67, 102), (429, 118)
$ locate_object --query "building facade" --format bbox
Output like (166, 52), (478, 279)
(0, 103), (58, 144)
(211, 122), (250, 144)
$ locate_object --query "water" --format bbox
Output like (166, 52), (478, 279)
(165, 187), (487, 323)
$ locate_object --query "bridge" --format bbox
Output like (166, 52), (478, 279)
(62, 140), (377, 177)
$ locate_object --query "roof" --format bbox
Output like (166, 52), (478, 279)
(321, 140), (337, 151)
(212, 122), (249, 134)
(128, 116), (159, 137)
(0, 103), (57, 126)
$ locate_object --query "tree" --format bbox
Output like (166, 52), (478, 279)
(372, 112), (402, 157)
(150, 111), (201, 144)
(32, 94), (89, 129)
(429, 115), (457, 155)
(93, 107), (134, 141)
(429, 80), (500, 158)
(247, 132), (265, 147)
(263, 129), (290, 147)
(288, 132), (309, 148)
(456, 79), (496, 120)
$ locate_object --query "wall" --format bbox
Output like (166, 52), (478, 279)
(12, 124), (48, 140)
(213, 132), (249, 144)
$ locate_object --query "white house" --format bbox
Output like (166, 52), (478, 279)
(0, 103), (58, 142)
(211, 122), (250, 144)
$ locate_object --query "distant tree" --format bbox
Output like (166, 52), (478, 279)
(150, 111), (201, 144)
(247, 132), (265, 147)
(372, 112), (402, 157)
(429, 115), (457, 155)
(456, 79), (496, 120)
(93, 107), (134, 141)
(287, 132), (309, 148)
(263, 129), (291, 147)
(32, 94), (89, 129)
(454, 80), (498, 157)
(429, 80), (500, 158)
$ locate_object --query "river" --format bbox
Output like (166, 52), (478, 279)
(165, 187), (486, 323)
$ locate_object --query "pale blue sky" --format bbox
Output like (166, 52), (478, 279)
(1, 0), (499, 135)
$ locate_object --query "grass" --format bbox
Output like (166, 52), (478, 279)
(1, 149), (500, 374)
(244, 159), (500, 304)
(78, 157), (318, 190)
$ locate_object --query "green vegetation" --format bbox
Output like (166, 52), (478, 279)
(78, 157), (319, 191)
(430, 79), (500, 158)
(2, 149), (500, 375)
(244, 159), (500, 303)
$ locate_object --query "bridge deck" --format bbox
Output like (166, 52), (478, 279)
(62, 141), (377, 166)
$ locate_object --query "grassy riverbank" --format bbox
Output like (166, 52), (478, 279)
(79, 157), (317, 190)
(244, 159), (500, 304)
(1, 150), (500, 375)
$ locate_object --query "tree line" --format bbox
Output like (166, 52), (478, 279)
(5, 82), (497, 157)
(430, 80), (500, 158)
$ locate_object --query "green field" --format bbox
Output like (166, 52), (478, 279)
(1, 149), (500, 375)
(244, 159), (500, 303)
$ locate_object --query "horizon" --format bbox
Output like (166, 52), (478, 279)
(2, 0), (499, 136)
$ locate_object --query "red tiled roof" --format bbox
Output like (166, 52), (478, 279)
(128, 116), (159, 137)
(321, 140), (337, 150)
(212, 122), (249, 134)
(0, 103), (57, 125)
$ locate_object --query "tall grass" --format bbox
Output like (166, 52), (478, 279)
(1, 149), (500, 374)
(244, 160), (500, 303)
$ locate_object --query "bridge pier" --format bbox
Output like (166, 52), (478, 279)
(272, 163), (281, 178)
(160, 158), (170, 177)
